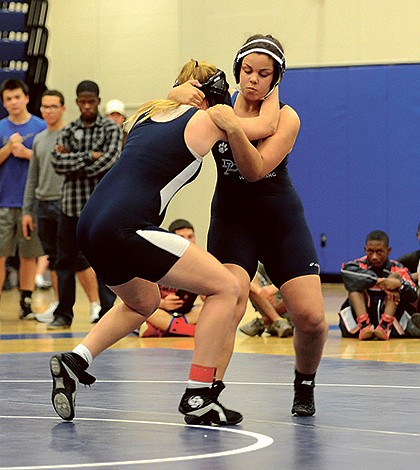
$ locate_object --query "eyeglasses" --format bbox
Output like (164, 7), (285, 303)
(40, 105), (61, 111)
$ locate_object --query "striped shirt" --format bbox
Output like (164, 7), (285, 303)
(51, 115), (122, 216)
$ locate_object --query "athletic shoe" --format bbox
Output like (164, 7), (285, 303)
(35, 301), (59, 323)
(35, 274), (52, 290)
(266, 319), (294, 337)
(89, 302), (102, 323)
(239, 317), (265, 336)
(374, 313), (394, 340)
(357, 313), (374, 340)
(19, 297), (35, 320)
(292, 380), (316, 416)
(49, 352), (96, 421)
(47, 317), (71, 329)
(181, 381), (243, 426)
(410, 312), (420, 329)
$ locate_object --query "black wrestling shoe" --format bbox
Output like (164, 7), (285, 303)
(180, 381), (243, 426)
(49, 352), (96, 421)
(292, 380), (316, 416)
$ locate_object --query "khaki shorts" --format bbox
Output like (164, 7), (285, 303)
(0, 207), (44, 258)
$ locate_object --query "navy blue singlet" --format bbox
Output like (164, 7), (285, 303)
(208, 95), (320, 287)
(77, 107), (202, 285)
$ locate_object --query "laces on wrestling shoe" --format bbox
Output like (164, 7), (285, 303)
(292, 379), (316, 417)
(357, 313), (374, 341)
(49, 352), (96, 421)
(179, 382), (243, 426)
(374, 313), (394, 340)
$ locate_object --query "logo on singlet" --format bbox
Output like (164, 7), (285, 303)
(238, 171), (277, 181)
(309, 262), (321, 274)
(222, 159), (239, 175)
(218, 142), (229, 153)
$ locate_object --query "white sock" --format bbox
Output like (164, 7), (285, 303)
(187, 380), (212, 389)
(72, 344), (93, 366)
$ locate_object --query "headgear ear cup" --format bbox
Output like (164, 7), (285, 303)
(200, 70), (230, 107)
(233, 37), (286, 91)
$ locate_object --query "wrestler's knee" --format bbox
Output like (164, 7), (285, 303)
(291, 307), (327, 337)
(122, 290), (161, 318)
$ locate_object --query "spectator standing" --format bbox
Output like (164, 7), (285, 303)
(0, 78), (46, 318)
(105, 99), (126, 127)
(22, 89), (104, 323)
(48, 81), (122, 329)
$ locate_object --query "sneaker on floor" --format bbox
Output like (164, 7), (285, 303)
(292, 380), (316, 416)
(357, 313), (374, 340)
(181, 381), (243, 426)
(19, 297), (35, 320)
(89, 302), (102, 323)
(49, 352), (96, 421)
(374, 313), (394, 340)
(410, 312), (420, 329)
(35, 274), (52, 290)
(239, 317), (265, 336)
(47, 317), (71, 330)
(266, 319), (294, 337)
(35, 301), (59, 323)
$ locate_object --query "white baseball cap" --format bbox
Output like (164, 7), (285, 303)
(105, 99), (126, 117)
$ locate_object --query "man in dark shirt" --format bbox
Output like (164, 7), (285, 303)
(398, 222), (420, 284)
(340, 230), (418, 340)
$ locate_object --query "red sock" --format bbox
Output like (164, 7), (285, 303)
(189, 363), (216, 384)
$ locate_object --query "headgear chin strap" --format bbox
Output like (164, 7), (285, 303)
(233, 38), (286, 93)
(200, 70), (229, 107)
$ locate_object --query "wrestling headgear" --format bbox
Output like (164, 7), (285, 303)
(233, 37), (286, 92)
(200, 70), (229, 107)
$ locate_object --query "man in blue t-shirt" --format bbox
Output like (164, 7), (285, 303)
(0, 78), (46, 319)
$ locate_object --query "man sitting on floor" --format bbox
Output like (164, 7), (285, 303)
(339, 230), (418, 340)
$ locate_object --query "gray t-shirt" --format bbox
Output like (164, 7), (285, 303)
(22, 128), (64, 215)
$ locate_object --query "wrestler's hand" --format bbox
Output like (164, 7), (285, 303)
(167, 80), (205, 108)
(207, 104), (240, 133)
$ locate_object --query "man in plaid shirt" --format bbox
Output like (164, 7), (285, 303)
(48, 80), (123, 329)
